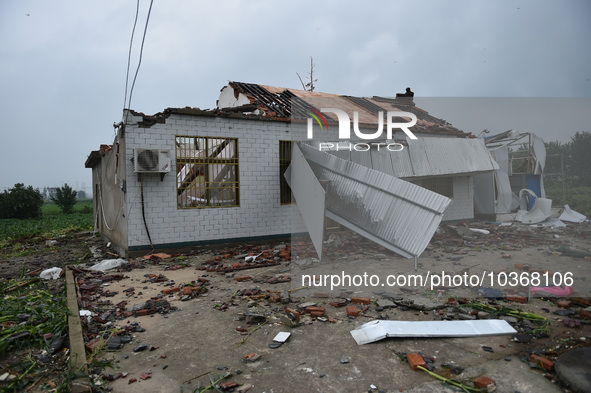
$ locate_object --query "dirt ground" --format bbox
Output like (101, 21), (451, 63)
(2, 221), (591, 393)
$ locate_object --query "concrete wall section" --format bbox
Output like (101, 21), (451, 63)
(124, 112), (298, 250)
(92, 128), (129, 256)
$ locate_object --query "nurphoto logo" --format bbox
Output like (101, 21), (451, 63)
(306, 108), (418, 152)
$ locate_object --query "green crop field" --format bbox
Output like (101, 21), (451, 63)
(0, 200), (94, 243)
(42, 198), (93, 215)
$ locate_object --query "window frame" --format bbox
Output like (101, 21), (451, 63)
(175, 135), (240, 209)
(279, 140), (293, 205)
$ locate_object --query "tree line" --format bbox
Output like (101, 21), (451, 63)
(544, 131), (591, 185)
(0, 183), (78, 219)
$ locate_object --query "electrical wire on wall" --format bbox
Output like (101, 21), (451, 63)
(140, 173), (155, 252)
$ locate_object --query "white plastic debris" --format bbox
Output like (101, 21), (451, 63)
(469, 228), (490, 235)
(559, 204), (587, 223)
(541, 217), (566, 228)
(272, 332), (291, 343)
(89, 258), (127, 272)
(245, 252), (263, 263)
(515, 197), (552, 224)
(79, 310), (92, 317)
(40, 267), (63, 280)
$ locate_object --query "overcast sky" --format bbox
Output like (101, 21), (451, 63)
(1, 0), (590, 193)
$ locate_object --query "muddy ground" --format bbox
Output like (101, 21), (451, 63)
(2, 221), (591, 393)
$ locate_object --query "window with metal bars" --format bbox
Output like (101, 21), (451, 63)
(175, 136), (239, 208)
(279, 140), (293, 204)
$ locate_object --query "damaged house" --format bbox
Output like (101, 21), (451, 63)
(86, 82), (498, 258)
(473, 130), (547, 222)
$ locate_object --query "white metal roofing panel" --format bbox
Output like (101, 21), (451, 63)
(284, 144), (326, 259)
(298, 143), (451, 258)
(350, 149), (373, 169)
(320, 137), (497, 178)
(350, 319), (517, 345)
(370, 147), (396, 176)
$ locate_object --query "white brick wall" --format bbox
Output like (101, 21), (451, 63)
(125, 113), (301, 249)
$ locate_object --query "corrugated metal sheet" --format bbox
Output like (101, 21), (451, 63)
(283, 145), (326, 259)
(406, 137), (499, 177)
(298, 143), (451, 259)
(309, 137), (499, 179)
(317, 137), (498, 179)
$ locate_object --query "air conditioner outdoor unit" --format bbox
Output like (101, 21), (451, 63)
(133, 149), (171, 173)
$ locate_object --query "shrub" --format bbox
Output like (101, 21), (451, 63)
(0, 183), (44, 219)
(51, 184), (77, 214)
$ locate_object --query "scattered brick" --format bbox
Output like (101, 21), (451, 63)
(328, 316), (336, 323)
(502, 254), (512, 259)
(85, 338), (101, 352)
(406, 353), (426, 370)
(243, 353), (261, 363)
(135, 309), (149, 317)
(581, 306), (591, 319)
(346, 306), (359, 317)
(305, 306), (326, 316)
(474, 377), (496, 389)
(183, 287), (193, 296)
(330, 299), (348, 308)
(284, 308), (300, 323)
(557, 300), (571, 308)
(163, 287), (180, 295)
(351, 297), (371, 305)
(220, 382), (240, 390)
(236, 276), (251, 282)
(128, 378), (137, 384)
(530, 354), (554, 371)
(506, 296), (527, 303)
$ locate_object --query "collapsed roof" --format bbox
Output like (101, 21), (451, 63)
(218, 81), (473, 137)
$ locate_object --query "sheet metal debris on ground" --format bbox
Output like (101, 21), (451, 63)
(350, 319), (517, 345)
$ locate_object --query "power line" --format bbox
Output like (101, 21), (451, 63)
(122, 0), (141, 116)
(127, 0), (154, 113)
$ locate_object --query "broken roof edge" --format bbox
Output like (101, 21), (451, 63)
(125, 106), (295, 128)
(84, 150), (102, 168)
